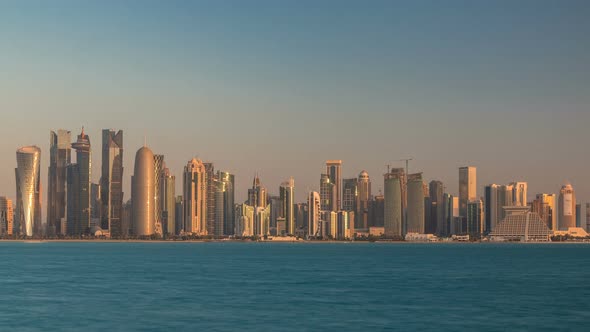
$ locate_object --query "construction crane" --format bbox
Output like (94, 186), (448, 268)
(397, 158), (413, 175)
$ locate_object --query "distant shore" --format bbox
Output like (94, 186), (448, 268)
(0, 239), (589, 244)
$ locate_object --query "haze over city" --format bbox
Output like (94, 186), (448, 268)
(1, 0), (589, 206)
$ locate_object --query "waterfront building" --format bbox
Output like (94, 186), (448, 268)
(16, 146), (42, 237)
(429, 180), (444, 236)
(248, 175), (267, 208)
(100, 129), (123, 237)
(357, 171), (371, 230)
(66, 129), (92, 236)
(326, 160), (342, 210)
(0, 197), (14, 236)
(407, 173), (425, 234)
(47, 130), (71, 235)
(280, 178), (295, 235)
(443, 194), (459, 236)
(467, 199), (484, 238)
(342, 178), (358, 213)
(132, 146), (155, 236)
(153, 154), (165, 235)
(558, 184), (576, 230)
(320, 174), (336, 211)
(160, 166), (176, 235)
(369, 194), (384, 227)
(531, 194), (556, 230)
(308, 191), (321, 237)
(490, 206), (551, 242)
(235, 204), (255, 237)
(217, 171), (235, 236)
(174, 196), (183, 235)
(183, 158), (207, 235)
(204, 162), (216, 235)
(459, 166), (477, 218)
(384, 168), (405, 238)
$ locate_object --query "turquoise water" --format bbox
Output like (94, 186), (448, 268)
(1, 242), (589, 331)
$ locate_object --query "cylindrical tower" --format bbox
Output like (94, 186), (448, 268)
(15, 146), (42, 237)
(132, 146), (155, 236)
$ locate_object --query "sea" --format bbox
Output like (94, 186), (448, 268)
(1, 242), (589, 331)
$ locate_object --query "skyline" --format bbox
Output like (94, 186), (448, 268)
(1, 1), (589, 205)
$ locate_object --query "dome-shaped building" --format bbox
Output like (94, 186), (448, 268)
(132, 146), (155, 236)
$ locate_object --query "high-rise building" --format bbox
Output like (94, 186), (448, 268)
(357, 171), (371, 230)
(160, 166), (176, 236)
(484, 184), (516, 234)
(459, 166), (477, 218)
(183, 158), (207, 235)
(47, 130), (71, 236)
(429, 180), (444, 235)
(248, 175), (267, 208)
(235, 204), (255, 237)
(204, 163), (216, 235)
(90, 183), (101, 229)
(586, 203), (590, 232)
(66, 129), (92, 236)
(214, 178), (225, 237)
(369, 194), (384, 228)
(280, 178), (295, 235)
(384, 168), (405, 238)
(255, 206), (270, 237)
(532, 194), (556, 230)
(0, 197), (14, 236)
(295, 203), (308, 233)
(319, 173), (336, 211)
(174, 196), (183, 235)
(510, 182), (528, 207)
(16, 146), (42, 237)
(308, 191), (321, 237)
(100, 129), (123, 237)
(121, 199), (132, 237)
(443, 194), (459, 236)
(558, 184), (576, 230)
(132, 146), (156, 236)
(153, 154), (165, 235)
(217, 171), (235, 236)
(406, 173), (425, 234)
(326, 160), (342, 210)
(342, 178), (358, 213)
(467, 199), (485, 238)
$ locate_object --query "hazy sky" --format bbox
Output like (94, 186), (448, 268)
(1, 0), (589, 206)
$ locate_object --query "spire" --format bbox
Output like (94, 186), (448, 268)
(81, 126), (85, 138)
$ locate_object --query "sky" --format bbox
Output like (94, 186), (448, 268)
(1, 0), (589, 207)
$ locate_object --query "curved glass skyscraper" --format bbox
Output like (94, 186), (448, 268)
(15, 146), (42, 237)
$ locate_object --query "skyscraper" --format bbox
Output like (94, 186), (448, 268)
(459, 166), (477, 218)
(217, 171), (235, 236)
(153, 154), (165, 235)
(47, 130), (71, 236)
(100, 129), (123, 237)
(558, 184), (576, 230)
(16, 146), (42, 237)
(357, 171), (371, 230)
(66, 129), (91, 236)
(175, 196), (184, 235)
(369, 194), (384, 228)
(532, 193), (556, 230)
(342, 178), (358, 213)
(384, 168), (404, 238)
(0, 197), (14, 236)
(326, 160), (342, 210)
(183, 158), (207, 235)
(160, 166), (176, 236)
(308, 191), (321, 237)
(132, 146), (155, 236)
(279, 178), (295, 235)
(204, 162), (216, 235)
(320, 173), (336, 211)
(248, 175), (267, 208)
(511, 182), (528, 207)
(443, 194), (459, 236)
(429, 180), (444, 235)
(406, 173), (425, 234)
(467, 199), (485, 238)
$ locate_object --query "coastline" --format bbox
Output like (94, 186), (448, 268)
(0, 239), (588, 244)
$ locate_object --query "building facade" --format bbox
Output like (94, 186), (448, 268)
(183, 158), (207, 235)
(66, 129), (92, 236)
(384, 168), (405, 238)
(459, 166), (477, 218)
(132, 146), (156, 236)
(558, 184), (576, 230)
(47, 130), (71, 236)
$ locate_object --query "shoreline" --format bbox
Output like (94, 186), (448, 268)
(0, 239), (588, 244)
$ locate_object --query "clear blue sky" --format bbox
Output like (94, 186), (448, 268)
(1, 0), (589, 205)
